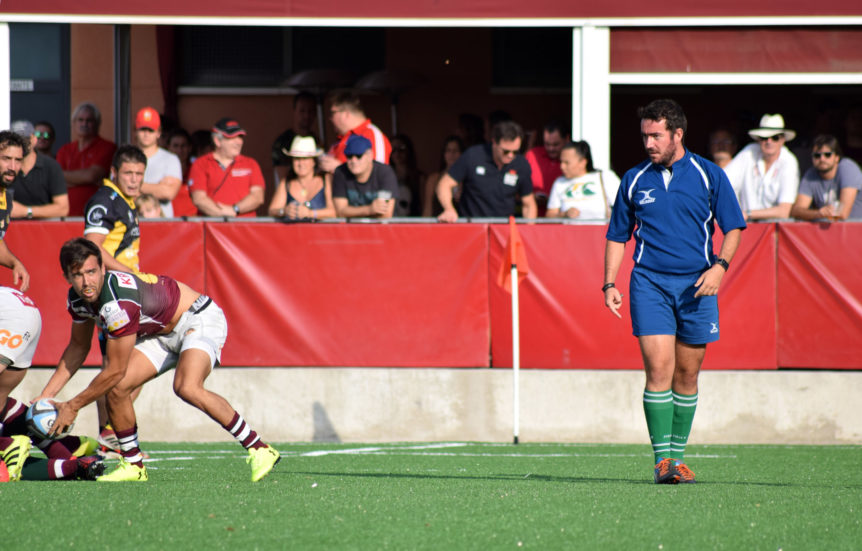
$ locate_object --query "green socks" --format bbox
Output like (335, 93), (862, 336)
(670, 391), (698, 461)
(643, 389), (673, 464)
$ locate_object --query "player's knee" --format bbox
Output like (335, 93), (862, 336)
(173, 379), (202, 404)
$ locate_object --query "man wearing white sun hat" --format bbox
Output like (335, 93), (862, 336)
(724, 113), (800, 221)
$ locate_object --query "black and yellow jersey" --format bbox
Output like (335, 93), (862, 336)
(0, 188), (11, 240)
(84, 179), (141, 272)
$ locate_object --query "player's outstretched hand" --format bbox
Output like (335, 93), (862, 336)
(694, 265), (725, 297)
(604, 287), (624, 319)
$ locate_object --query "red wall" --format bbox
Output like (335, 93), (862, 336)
(5, 220), (861, 369)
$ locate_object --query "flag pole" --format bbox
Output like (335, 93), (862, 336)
(511, 262), (520, 445)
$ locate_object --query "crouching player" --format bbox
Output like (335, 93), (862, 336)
(0, 286), (102, 482)
(39, 237), (280, 482)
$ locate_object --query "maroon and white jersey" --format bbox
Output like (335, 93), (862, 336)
(67, 271), (180, 338)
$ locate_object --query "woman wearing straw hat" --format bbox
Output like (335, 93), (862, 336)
(268, 136), (335, 220)
(724, 113), (800, 221)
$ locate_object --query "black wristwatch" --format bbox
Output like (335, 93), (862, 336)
(714, 257), (729, 271)
(233, 204), (241, 215)
(26, 207), (33, 219)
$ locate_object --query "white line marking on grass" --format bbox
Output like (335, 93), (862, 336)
(297, 442), (468, 457)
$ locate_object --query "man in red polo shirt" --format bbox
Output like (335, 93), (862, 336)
(524, 120), (570, 216)
(188, 118), (264, 217)
(56, 102), (118, 216)
(319, 90), (391, 173)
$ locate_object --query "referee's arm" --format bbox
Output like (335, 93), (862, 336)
(694, 228), (742, 298)
(603, 239), (627, 318)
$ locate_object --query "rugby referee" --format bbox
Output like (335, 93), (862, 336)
(603, 99), (746, 484)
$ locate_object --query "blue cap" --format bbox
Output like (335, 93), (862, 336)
(344, 135), (372, 157)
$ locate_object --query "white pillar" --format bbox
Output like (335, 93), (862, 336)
(0, 24), (10, 130)
(572, 25), (611, 172)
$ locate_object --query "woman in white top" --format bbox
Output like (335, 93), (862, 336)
(545, 141), (621, 220)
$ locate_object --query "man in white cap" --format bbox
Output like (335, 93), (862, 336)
(724, 114), (800, 220)
(134, 107), (182, 217)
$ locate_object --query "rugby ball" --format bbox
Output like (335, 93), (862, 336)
(25, 399), (71, 440)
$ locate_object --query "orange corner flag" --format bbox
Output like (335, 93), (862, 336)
(497, 216), (530, 294)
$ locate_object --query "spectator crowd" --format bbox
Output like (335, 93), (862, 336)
(7, 93), (862, 223)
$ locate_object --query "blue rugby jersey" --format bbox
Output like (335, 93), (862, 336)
(606, 149), (746, 274)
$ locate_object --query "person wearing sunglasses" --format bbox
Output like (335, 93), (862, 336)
(790, 134), (862, 221)
(33, 121), (56, 157)
(437, 120), (537, 222)
(724, 113), (800, 221)
(332, 135), (398, 219)
(8, 120), (69, 219)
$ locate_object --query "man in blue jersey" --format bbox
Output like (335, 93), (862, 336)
(603, 99), (746, 484)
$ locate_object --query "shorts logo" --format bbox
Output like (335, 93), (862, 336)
(115, 273), (137, 289)
(0, 329), (24, 348)
(637, 189), (656, 205)
(710, 322), (719, 334)
(11, 291), (35, 308)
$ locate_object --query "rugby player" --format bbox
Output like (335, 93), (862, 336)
(39, 238), (280, 482)
(83, 145), (156, 454)
(0, 284), (103, 482)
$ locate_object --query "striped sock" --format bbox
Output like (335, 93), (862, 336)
(20, 457), (78, 480)
(643, 389), (674, 464)
(115, 426), (144, 467)
(670, 391), (698, 461)
(223, 413), (265, 450)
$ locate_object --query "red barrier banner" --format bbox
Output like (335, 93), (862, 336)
(704, 223), (777, 370)
(0, 220), (854, 369)
(777, 222), (862, 369)
(489, 222), (777, 370)
(139, 221), (206, 291)
(204, 223), (490, 367)
(489, 224), (640, 369)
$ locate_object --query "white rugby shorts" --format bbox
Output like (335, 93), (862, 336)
(134, 296), (227, 375)
(0, 287), (42, 368)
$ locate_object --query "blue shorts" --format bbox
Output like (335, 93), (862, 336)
(629, 266), (719, 344)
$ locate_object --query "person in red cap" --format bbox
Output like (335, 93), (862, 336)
(56, 102), (117, 216)
(188, 118), (265, 217)
(134, 107), (182, 217)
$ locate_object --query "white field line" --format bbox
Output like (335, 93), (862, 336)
(138, 443), (736, 462)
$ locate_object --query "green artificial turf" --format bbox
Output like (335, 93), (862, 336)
(2, 442), (860, 550)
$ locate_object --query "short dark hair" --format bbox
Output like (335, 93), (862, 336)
(60, 237), (102, 276)
(562, 140), (595, 172)
(294, 91), (316, 108)
(812, 134), (843, 157)
(112, 144), (148, 171)
(329, 89), (364, 115)
(491, 120), (524, 144)
(638, 99), (687, 136)
(543, 120), (571, 138)
(0, 130), (27, 155)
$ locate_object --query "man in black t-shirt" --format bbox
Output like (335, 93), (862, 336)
(9, 120), (69, 219)
(437, 120), (536, 221)
(332, 135), (398, 219)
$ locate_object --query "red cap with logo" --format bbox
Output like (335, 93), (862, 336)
(135, 107), (161, 130)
